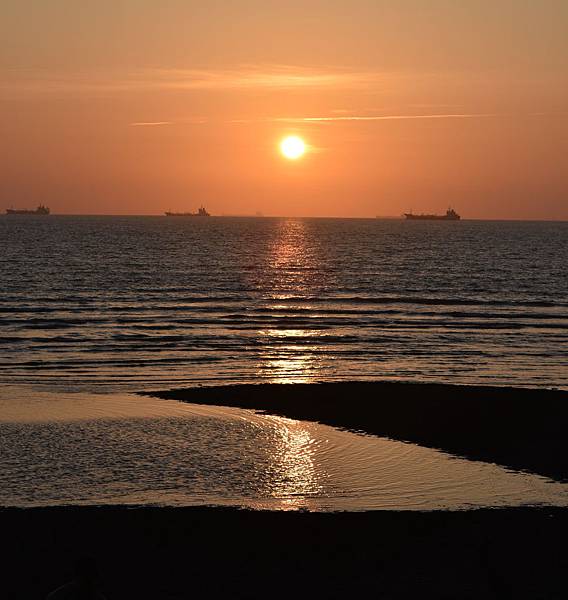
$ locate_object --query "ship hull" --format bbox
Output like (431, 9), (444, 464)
(6, 209), (50, 215)
(164, 213), (210, 217)
(404, 214), (460, 221)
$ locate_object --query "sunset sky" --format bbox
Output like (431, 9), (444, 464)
(2, 1), (567, 219)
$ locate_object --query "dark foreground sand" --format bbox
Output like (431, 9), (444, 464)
(3, 506), (567, 600)
(143, 382), (568, 481)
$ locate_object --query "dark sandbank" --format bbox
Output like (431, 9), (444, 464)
(142, 382), (568, 481)
(3, 506), (567, 599)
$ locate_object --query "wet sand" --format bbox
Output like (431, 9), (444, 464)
(3, 506), (567, 599)
(143, 382), (568, 481)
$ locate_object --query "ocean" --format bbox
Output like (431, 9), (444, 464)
(1, 215), (567, 511)
(1, 216), (567, 391)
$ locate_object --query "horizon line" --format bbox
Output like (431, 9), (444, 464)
(2, 213), (567, 223)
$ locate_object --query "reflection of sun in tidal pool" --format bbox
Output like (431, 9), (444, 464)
(280, 136), (306, 160)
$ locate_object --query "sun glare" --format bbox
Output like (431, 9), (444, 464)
(280, 136), (306, 160)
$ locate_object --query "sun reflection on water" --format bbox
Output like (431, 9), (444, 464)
(256, 219), (327, 384)
(258, 331), (323, 384)
(264, 415), (326, 509)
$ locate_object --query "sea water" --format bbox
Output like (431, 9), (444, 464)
(1, 216), (567, 510)
(1, 216), (566, 391)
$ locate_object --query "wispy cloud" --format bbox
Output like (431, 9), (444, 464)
(2, 65), (381, 96)
(273, 113), (498, 123)
(151, 65), (377, 90)
(130, 112), (500, 127)
(129, 121), (173, 126)
(227, 112), (498, 125)
(128, 111), (563, 129)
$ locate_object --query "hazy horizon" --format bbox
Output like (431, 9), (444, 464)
(4, 212), (568, 222)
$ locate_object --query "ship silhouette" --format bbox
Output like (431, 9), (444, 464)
(165, 206), (210, 217)
(404, 207), (460, 221)
(6, 204), (50, 215)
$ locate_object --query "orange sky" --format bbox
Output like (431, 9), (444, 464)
(1, 1), (567, 219)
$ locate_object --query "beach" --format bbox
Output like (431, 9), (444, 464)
(3, 381), (568, 598)
(3, 505), (567, 599)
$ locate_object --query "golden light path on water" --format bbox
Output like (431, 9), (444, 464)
(246, 212), (322, 496)
(257, 336), (322, 384)
(256, 218), (326, 384)
(263, 414), (323, 509)
(2, 387), (568, 512)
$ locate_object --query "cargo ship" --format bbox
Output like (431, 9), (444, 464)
(404, 208), (460, 221)
(165, 206), (210, 217)
(6, 205), (50, 215)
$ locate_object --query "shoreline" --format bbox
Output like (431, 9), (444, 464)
(5, 382), (568, 597)
(141, 381), (568, 482)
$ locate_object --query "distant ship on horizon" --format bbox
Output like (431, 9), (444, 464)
(6, 205), (50, 215)
(404, 208), (460, 221)
(165, 206), (211, 217)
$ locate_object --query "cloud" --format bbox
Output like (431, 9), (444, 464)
(129, 112), (500, 127)
(274, 113), (498, 123)
(227, 112), (499, 125)
(1, 65), (381, 96)
(151, 65), (377, 90)
(129, 121), (173, 126)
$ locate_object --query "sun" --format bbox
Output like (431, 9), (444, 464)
(280, 135), (306, 160)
